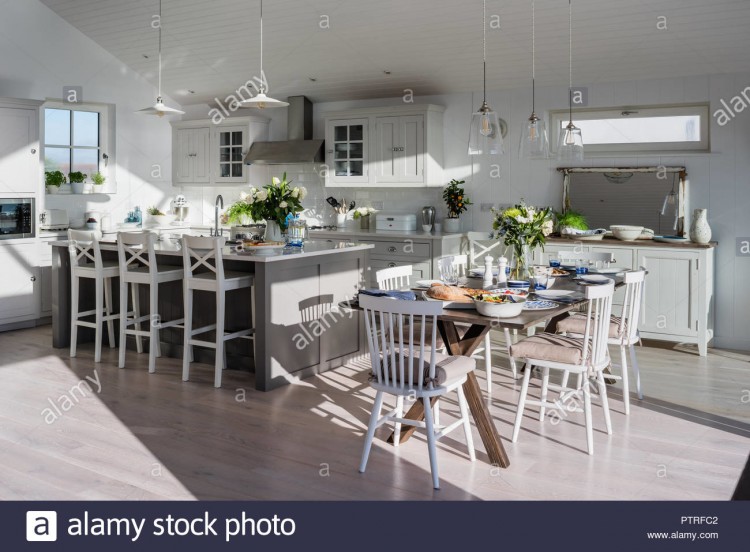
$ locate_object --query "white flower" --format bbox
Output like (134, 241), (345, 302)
(272, 176), (281, 186)
(255, 190), (268, 202)
(239, 191), (249, 201)
(542, 219), (553, 236)
(291, 187), (299, 198)
(516, 215), (530, 224)
(298, 186), (308, 200)
(527, 208), (536, 218)
(279, 201), (288, 208)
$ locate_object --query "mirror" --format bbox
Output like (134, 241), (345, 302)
(559, 167), (687, 236)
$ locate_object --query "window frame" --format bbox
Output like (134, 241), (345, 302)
(41, 100), (115, 185)
(549, 103), (710, 155)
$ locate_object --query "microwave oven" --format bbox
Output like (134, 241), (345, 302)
(0, 198), (34, 240)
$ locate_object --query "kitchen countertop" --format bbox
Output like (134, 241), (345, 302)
(49, 238), (373, 263)
(309, 227), (464, 241)
(545, 236), (717, 249)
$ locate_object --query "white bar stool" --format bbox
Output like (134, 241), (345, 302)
(117, 231), (184, 373)
(67, 229), (119, 363)
(181, 235), (255, 388)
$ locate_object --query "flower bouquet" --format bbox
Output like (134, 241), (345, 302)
(491, 202), (553, 279)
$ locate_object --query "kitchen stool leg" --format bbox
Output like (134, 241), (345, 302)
(70, 274), (79, 358)
(620, 344), (630, 415)
(214, 291), (225, 388)
(131, 283), (143, 354)
(104, 277), (115, 348)
(118, 279), (128, 368)
(148, 282), (158, 373)
(182, 287), (193, 381)
(94, 277), (103, 363)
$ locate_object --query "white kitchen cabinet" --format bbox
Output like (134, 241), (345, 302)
(0, 242), (39, 326)
(0, 99), (41, 194)
(324, 104), (444, 188)
(172, 116), (269, 186)
(174, 127), (210, 183)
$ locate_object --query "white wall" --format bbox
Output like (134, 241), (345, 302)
(0, 0), (180, 226)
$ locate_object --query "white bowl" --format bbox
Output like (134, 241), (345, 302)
(610, 225), (644, 241)
(147, 213), (176, 227)
(473, 295), (526, 318)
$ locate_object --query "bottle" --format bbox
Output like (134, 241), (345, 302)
(497, 256), (508, 287)
(134, 206), (142, 226)
(483, 255), (495, 289)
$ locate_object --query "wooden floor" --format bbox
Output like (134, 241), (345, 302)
(0, 325), (747, 500)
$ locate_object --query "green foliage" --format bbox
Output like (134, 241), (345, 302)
(45, 170), (66, 187)
(225, 173), (308, 228)
(147, 206), (165, 216)
(68, 171), (87, 183)
(491, 201), (554, 259)
(555, 210), (588, 231)
(91, 172), (106, 185)
(442, 179), (472, 218)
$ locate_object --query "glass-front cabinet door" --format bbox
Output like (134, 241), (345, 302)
(326, 118), (369, 185)
(214, 125), (247, 183)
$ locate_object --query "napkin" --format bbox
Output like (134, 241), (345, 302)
(358, 289), (417, 301)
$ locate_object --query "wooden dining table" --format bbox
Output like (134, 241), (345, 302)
(377, 272), (627, 469)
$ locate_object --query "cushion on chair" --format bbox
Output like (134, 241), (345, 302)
(373, 352), (474, 387)
(555, 313), (626, 339)
(510, 333), (591, 365)
(395, 320), (444, 349)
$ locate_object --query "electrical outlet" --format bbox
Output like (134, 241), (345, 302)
(372, 201), (384, 210)
(480, 203), (494, 212)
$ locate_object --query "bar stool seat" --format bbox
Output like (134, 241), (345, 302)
(181, 235), (255, 388)
(117, 231), (184, 373)
(68, 229), (119, 363)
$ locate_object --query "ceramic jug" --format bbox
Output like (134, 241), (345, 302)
(689, 208), (712, 244)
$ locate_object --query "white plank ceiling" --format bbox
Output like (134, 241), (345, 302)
(40, 0), (750, 105)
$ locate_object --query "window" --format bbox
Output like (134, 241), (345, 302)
(42, 102), (112, 177)
(550, 104), (710, 155)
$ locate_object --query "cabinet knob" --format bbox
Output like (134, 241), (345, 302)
(387, 262), (397, 268)
(387, 246), (397, 252)
(30, 276), (36, 282)
(31, 148), (37, 154)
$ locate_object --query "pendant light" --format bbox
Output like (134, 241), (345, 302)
(558, 0), (583, 161)
(137, 0), (184, 117)
(468, 0), (502, 156)
(240, 0), (288, 108)
(519, 0), (548, 159)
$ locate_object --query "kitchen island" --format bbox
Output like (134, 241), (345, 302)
(50, 238), (373, 390)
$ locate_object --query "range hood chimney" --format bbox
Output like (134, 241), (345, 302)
(243, 95), (324, 165)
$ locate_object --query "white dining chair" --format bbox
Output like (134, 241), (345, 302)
(67, 229), (119, 363)
(116, 231), (184, 373)
(358, 294), (476, 489)
(375, 264), (412, 290)
(466, 231), (502, 268)
(181, 235), (255, 388)
(556, 268), (645, 414)
(510, 281), (615, 455)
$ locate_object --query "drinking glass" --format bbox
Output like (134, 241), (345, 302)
(575, 259), (589, 275)
(549, 256), (561, 268)
(439, 257), (458, 285)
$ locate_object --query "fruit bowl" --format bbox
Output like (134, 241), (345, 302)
(473, 294), (526, 318)
(610, 225), (644, 241)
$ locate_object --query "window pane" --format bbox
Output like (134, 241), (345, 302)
(72, 148), (98, 176)
(334, 126), (347, 142)
(44, 147), (70, 173)
(232, 131), (242, 144)
(45, 109), (70, 146)
(231, 147), (242, 161)
(231, 164), (242, 177)
(220, 164), (230, 178)
(220, 132), (231, 146)
(73, 111), (99, 147)
(575, 115), (701, 145)
(350, 125), (363, 141)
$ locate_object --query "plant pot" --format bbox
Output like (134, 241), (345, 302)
(689, 208), (712, 244)
(360, 215), (370, 230)
(264, 220), (284, 242)
(60, 184), (72, 194)
(71, 181), (85, 194)
(91, 184), (103, 194)
(86, 222), (97, 230)
(443, 217), (461, 233)
(46, 186), (59, 195)
(336, 213), (347, 228)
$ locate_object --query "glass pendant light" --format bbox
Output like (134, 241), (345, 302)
(519, 0), (548, 159)
(137, 0), (185, 117)
(557, 0), (584, 162)
(240, 0), (289, 108)
(468, 0), (502, 156)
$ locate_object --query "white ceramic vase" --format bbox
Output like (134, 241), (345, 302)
(71, 181), (85, 194)
(443, 217), (461, 233)
(46, 186), (59, 195)
(336, 213), (347, 227)
(264, 220), (284, 242)
(689, 208), (712, 244)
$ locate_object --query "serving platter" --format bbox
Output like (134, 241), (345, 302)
(421, 291), (476, 310)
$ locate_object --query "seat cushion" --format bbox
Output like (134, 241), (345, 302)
(510, 333), (590, 365)
(555, 312), (625, 339)
(393, 320), (444, 349)
(373, 352), (474, 387)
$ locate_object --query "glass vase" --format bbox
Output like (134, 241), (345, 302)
(511, 241), (531, 281)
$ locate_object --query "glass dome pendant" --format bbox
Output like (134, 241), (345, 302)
(558, 0), (584, 162)
(519, 0), (548, 159)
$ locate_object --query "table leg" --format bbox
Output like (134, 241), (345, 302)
(462, 371), (510, 468)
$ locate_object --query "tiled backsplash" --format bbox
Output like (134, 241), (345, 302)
(180, 164), (446, 228)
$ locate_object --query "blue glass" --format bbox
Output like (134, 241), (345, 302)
(549, 259), (561, 268)
(575, 266), (588, 275)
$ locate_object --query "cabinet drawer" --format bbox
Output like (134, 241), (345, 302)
(366, 240), (431, 259)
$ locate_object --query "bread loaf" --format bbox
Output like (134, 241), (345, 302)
(427, 284), (484, 302)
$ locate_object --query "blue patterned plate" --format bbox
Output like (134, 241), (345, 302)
(523, 300), (560, 310)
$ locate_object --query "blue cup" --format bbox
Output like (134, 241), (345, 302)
(549, 259), (561, 268)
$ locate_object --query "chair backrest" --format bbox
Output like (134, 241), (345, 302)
(557, 250), (615, 264)
(67, 229), (103, 270)
(619, 268), (646, 341)
(466, 231), (501, 267)
(376, 265), (412, 291)
(181, 235), (226, 282)
(579, 281), (615, 368)
(360, 294), (442, 391)
(116, 231), (157, 279)
(438, 254), (468, 277)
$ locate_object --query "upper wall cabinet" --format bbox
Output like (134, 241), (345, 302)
(323, 104), (444, 188)
(0, 98), (41, 195)
(171, 116), (269, 186)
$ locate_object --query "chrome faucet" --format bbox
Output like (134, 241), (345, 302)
(213, 194), (224, 237)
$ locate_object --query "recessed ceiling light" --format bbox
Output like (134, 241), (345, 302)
(188, 90), (195, 94)
(143, 54), (149, 59)
(383, 70), (391, 75)
(309, 77), (317, 82)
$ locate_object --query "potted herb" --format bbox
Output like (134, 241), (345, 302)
(68, 171), (87, 194)
(554, 210), (588, 236)
(91, 171), (106, 191)
(442, 179), (471, 233)
(146, 206), (175, 226)
(45, 170), (66, 194)
(226, 173), (307, 241)
(352, 207), (377, 229)
(491, 202), (553, 279)
(86, 217), (98, 230)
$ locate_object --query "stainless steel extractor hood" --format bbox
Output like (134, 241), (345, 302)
(244, 95), (324, 165)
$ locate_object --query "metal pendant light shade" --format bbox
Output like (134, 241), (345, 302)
(137, 0), (184, 117)
(519, 0), (548, 159)
(240, 0), (288, 109)
(468, 0), (503, 156)
(558, 0), (583, 161)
